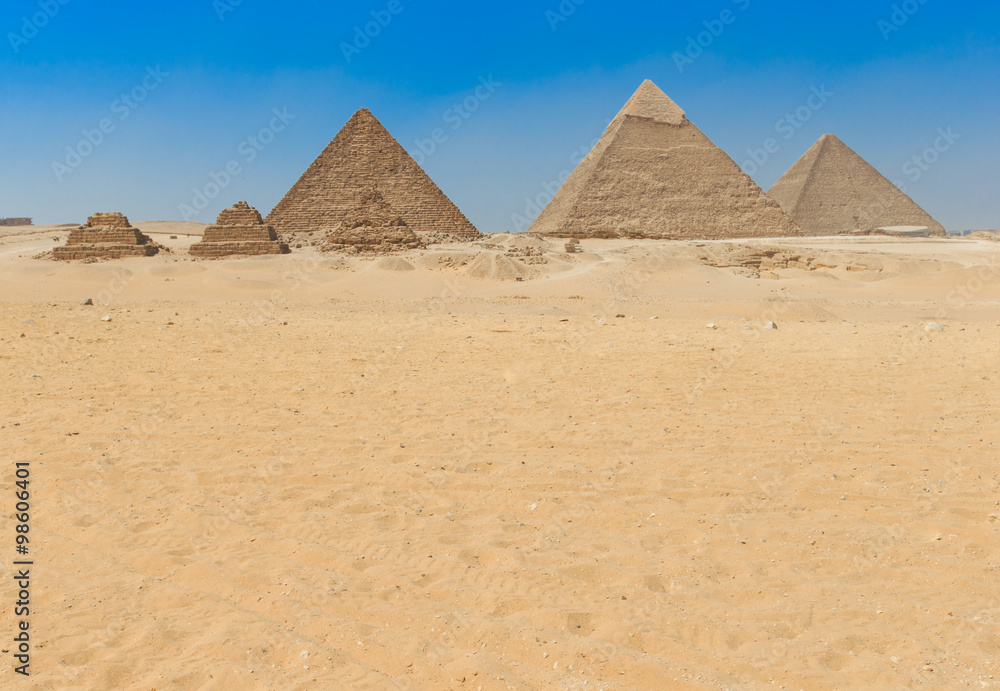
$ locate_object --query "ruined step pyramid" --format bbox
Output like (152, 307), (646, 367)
(189, 201), (289, 258)
(53, 212), (159, 260)
(266, 108), (479, 239)
(323, 188), (423, 254)
(768, 134), (946, 236)
(529, 80), (800, 240)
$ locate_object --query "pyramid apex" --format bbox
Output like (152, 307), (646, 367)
(618, 80), (686, 125)
(817, 133), (848, 147)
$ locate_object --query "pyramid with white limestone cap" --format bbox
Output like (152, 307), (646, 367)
(529, 80), (800, 239)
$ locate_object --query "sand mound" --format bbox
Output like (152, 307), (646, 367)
(414, 251), (479, 271)
(695, 244), (884, 278)
(464, 252), (538, 281)
(375, 257), (416, 272)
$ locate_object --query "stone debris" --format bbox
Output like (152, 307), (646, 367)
(80, 298), (93, 306)
(189, 202), (289, 258)
(530, 80), (800, 240)
(764, 321), (778, 330)
(322, 188), (424, 254)
(565, 239), (582, 254)
(53, 212), (159, 261)
(266, 108), (480, 239)
(924, 322), (944, 333)
(769, 134), (946, 236)
(696, 245), (881, 276)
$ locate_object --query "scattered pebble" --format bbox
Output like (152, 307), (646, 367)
(706, 323), (717, 329)
(101, 315), (112, 322)
(764, 321), (777, 330)
(924, 322), (944, 333)
(80, 298), (93, 306)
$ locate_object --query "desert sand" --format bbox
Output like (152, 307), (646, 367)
(2, 227), (999, 689)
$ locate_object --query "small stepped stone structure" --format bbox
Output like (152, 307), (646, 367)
(189, 202), (289, 258)
(322, 188), (423, 254)
(565, 239), (582, 253)
(53, 212), (158, 260)
(267, 108), (479, 239)
(769, 134), (946, 236)
(529, 80), (800, 240)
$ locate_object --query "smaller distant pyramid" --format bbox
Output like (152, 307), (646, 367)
(768, 134), (946, 236)
(189, 202), (289, 258)
(323, 188), (423, 254)
(53, 212), (158, 260)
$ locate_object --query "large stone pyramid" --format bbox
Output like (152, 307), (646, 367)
(189, 201), (289, 257)
(53, 212), (158, 260)
(768, 134), (946, 236)
(529, 80), (800, 240)
(266, 108), (479, 239)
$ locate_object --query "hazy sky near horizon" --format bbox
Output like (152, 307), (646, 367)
(1, 0), (998, 231)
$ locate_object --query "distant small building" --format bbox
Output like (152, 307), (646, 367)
(0, 218), (33, 226)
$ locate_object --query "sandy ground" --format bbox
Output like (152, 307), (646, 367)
(1, 231), (999, 689)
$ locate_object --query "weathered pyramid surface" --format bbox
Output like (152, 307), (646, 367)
(768, 134), (946, 236)
(529, 80), (800, 240)
(266, 109), (479, 239)
(53, 212), (158, 260)
(190, 201), (289, 258)
(323, 188), (423, 254)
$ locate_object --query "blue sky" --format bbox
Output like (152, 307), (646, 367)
(1, 0), (998, 231)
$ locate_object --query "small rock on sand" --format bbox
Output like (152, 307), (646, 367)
(81, 298), (93, 306)
(764, 321), (777, 330)
(924, 322), (944, 333)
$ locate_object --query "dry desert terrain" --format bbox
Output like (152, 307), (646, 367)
(1, 227), (999, 689)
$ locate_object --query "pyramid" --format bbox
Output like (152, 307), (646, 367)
(266, 108), (479, 239)
(768, 134), (946, 236)
(53, 212), (159, 260)
(529, 80), (800, 240)
(189, 202), (289, 257)
(322, 188), (423, 254)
